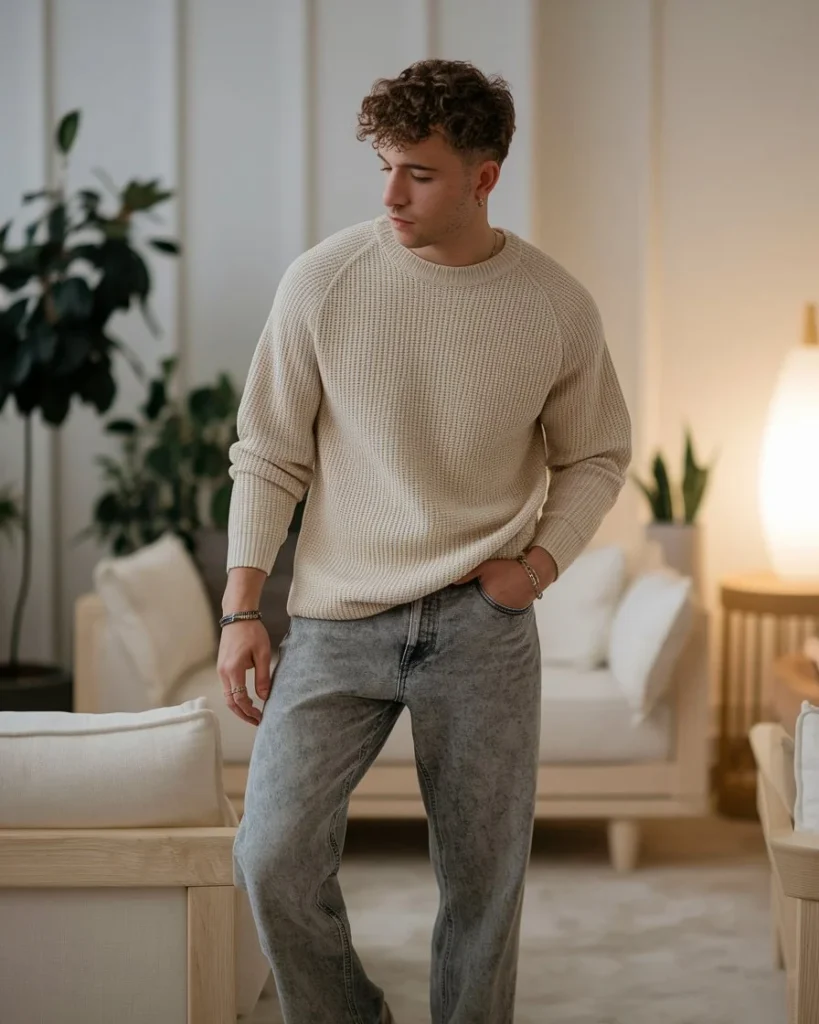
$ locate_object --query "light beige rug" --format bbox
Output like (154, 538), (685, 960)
(243, 818), (786, 1024)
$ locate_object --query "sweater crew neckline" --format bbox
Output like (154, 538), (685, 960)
(373, 214), (522, 286)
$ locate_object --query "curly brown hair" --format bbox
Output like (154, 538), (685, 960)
(356, 59), (516, 166)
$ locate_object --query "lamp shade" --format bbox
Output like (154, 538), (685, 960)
(758, 304), (819, 579)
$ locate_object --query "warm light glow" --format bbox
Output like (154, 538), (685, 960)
(759, 342), (819, 579)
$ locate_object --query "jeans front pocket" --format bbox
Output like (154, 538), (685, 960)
(475, 578), (533, 617)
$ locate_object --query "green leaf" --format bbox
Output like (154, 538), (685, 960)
(128, 248), (150, 298)
(52, 277), (93, 322)
(67, 243), (103, 267)
(0, 220), (12, 250)
(139, 297), (160, 338)
(122, 178), (173, 212)
(95, 492), (122, 525)
(39, 381), (73, 425)
(143, 378), (167, 420)
(149, 238), (180, 255)
(77, 359), (116, 413)
(681, 426), (711, 524)
(4, 297), (29, 333)
(146, 444), (177, 479)
(159, 413), (183, 447)
(210, 481), (232, 529)
(652, 454), (674, 521)
(112, 533), (133, 555)
(77, 189), (101, 212)
(24, 219), (41, 245)
(105, 418), (137, 435)
(22, 189), (56, 204)
(32, 322), (58, 364)
(47, 202), (67, 245)
(0, 265), (35, 290)
(160, 356), (177, 381)
(188, 387), (217, 424)
(54, 330), (92, 375)
(10, 345), (35, 387)
(36, 240), (64, 274)
(192, 441), (225, 478)
(100, 219), (129, 241)
(57, 111), (80, 155)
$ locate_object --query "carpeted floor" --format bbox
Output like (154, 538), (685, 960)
(243, 817), (787, 1024)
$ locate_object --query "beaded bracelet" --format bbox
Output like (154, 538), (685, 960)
(516, 554), (544, 599)
(219, 609), (262, 628)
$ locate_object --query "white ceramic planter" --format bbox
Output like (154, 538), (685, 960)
(645, 522), (704, 602)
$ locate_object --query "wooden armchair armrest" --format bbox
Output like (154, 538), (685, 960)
(0, 826), (237, 886)
(770, 829), (819, 901)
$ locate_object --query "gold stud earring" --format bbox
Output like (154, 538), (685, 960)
(477, 198), (485, 208)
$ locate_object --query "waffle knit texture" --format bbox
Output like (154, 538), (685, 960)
(226, 214), (632, 620)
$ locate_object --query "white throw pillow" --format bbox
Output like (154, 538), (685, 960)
(794, 700), (819, 832)
(93, 532), (217, 706)
(608, 570), (693, 722)
(0, 697), (231, 828)
(533, 545), (626, 669)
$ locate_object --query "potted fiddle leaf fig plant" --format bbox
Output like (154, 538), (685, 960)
(632, 426), (715, 600)
(0, 108), (180, 709)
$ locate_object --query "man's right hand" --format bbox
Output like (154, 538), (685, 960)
(217, 619), (271, 726)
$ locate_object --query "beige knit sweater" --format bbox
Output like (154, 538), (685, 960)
(226, 214), (632, 620)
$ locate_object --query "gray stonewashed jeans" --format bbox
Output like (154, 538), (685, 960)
(233, 577), (542, 1024)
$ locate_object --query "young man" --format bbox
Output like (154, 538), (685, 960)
(219, 59), (631, 1024)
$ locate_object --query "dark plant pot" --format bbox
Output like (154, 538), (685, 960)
(194, 526), (298, 650)
(0, 663), (73, 712)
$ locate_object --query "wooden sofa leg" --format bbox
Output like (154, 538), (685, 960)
(794, 900), (819, 1022)
(772, 875), (785, 970)
(608, 819), (640, 872)
(188, 886), (236, 1024)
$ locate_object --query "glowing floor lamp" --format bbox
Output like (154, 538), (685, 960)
(716, 304), (819, 817)
(759, 303), (819, 579)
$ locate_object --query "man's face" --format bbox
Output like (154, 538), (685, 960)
(378, 132), (479, 249)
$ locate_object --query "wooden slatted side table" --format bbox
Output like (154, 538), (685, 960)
(716, 573), (819, 818)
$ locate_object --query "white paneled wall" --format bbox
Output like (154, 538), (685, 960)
(0, 1), (56, 664)
(0, 0), (541, 668)
(534, 0), (655, 552)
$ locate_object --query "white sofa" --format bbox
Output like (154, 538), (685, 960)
(0, 697), (271, 1024)
(75, 534), (711, 872)
(751, 707), (819, 1024)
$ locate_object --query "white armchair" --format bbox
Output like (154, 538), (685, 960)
(751, 706), (819, 1023)
(0, 697), (271, 1024)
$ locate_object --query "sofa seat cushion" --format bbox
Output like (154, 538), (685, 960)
(538, 665), (674, 762)
(0, 697), (232, 828)
(176, 659), (675, 768)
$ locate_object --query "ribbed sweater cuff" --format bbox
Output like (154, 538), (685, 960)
(531, 514), (586, 579)
(226, 472), (294, 576)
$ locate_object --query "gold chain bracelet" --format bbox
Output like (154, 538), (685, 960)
(516, 554), (543, 599)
